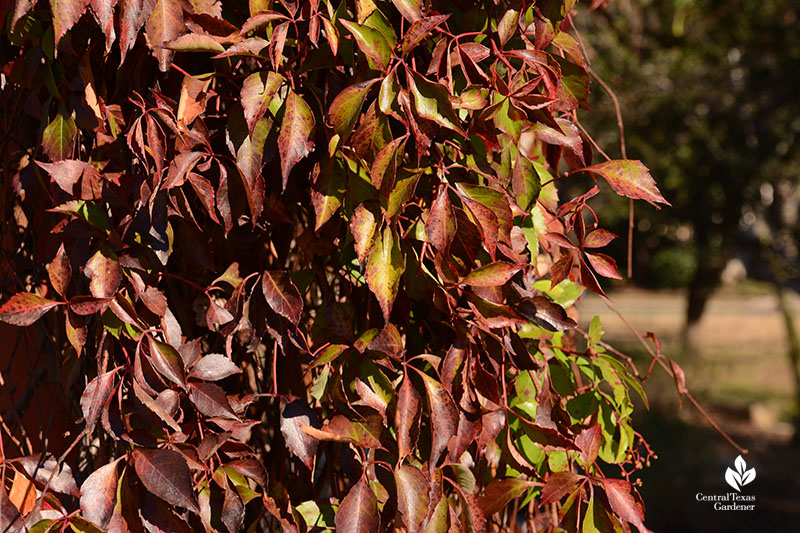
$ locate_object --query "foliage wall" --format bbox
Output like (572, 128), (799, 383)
(0, 0), (668, 530)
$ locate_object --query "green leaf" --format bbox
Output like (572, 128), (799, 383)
(42, 111), (76, 161)
(340, 19), (392, 71)
(389, 0), (422, 23)
(328, 79), (378, 141)
(241, 71), (284, 134)
(423, 497), (450, 533)
(582, 160), (670, 207)
(365, 226), (405, 321)
(369, 136), (405, 195)
(312, 157), (347, 230)
(278, 90), (315, 189)
(408, 72), (465, 136)
(363, 9), (396, 49)
(512, 151), (541, 212)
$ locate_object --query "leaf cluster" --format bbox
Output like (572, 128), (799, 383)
(0, 0), (667, 531)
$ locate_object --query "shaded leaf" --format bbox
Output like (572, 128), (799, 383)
(133, 448), (200, 514)
(42, 111), (77, 161)
(513, 296), (577, 331)
(261, 271), (303, 325)
(395, 373), (422, 459)
(0, 293), (60, 326)
(576, 424), (602, 465)
(14, 455), (79, 496)
(280, 399), (320, 471)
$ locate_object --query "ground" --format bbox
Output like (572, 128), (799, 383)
(577, 283), (800, 531)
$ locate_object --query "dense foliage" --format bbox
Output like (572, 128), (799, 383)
(0, 0), (669, 530)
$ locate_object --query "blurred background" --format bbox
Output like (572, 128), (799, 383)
(572, 0), (800, 530)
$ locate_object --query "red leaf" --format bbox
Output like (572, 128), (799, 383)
(575, 424), (602, 465)
(541, 232), (577, 249)
(478, 478), (535, 517)
(0, 293), (60, 326)
(601, 479), (651, 532)
(68, 295), (110, 315)
(47, 243), (72, 298)
(189, 382), (238, 419)
(395, 465), (429, 531)
(540, 471), (583, 506)
(261, 271), (303, 325)
(278, 90), (315, 189)
(132, 448), (200, 514)
(583, 228), (617, 248)
(401, 14), (449, 56)
(463, 262), (522, 287)
(147, 336), (186, 388)
(586, 252), (623, 280)
(119, 0), (157, 64)
(89, 0), (117, 51)
(280, 399), (320, 471)
(36, 160), (100, 195)
(145, 0), (185, 71)
(582, 160), (670, 207)
(80, 368), (119, 434)
(419, 372), (458, 468)
(189, 353), (242, 381)
(239, 10), (288, 35)
(13, 455), (79, 496)
(549, 252), (575, 289)
(395, 373), (421, 459)
(426, 184), (457, 252)
(51, 0), (90, 46)
(241, 71), (284, 134)
(80, 459), (120, 529)
(334, 476), (380, 533)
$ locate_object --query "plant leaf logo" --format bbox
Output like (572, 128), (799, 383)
(725, 455), (756, 491)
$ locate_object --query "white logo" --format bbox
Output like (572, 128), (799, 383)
(724, 455), (755, 492)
